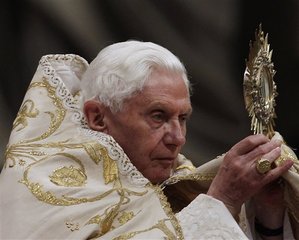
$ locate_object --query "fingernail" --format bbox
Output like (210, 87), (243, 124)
(274, 147), (281, 155)
(286, 159), (294, 167)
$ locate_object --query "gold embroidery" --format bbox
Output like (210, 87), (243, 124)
(148, 184), (184, 240)
(5, 140), (85, 168)
(50, 165), (87, 187)
(117, 211), (134, 225)
(19, 159), (26, 166)
(112, 219), (176, 240)
(86, 215), (101, 225)
(103, 153), (118, 184)
(101, 206), (119, 235)
(84, 192), (127, 237)
(175, 165), (196, 172)
(83, 142), (106, 164)
(66, 220), (80, 232)
(84, 187), (148, 238)
(4, 79), (67, 169)
(20, 179), (116, 206)
(6, 139), (119, 186)
(163, 172), (215, 186)
(18, 151), (120, 206)
(155, 219), (177, 239)
(29, 150), (46, 156)
(82, 142), (119, 184)
(13, 99), (39, 131)
(21, 150), (147, 207)
(19, 80), (66, 144)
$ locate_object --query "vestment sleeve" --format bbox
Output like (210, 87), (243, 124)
(176, 194), (249, 239)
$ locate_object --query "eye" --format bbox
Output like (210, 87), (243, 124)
(179, 114), (190, 125)
(151, 111), (165, 123)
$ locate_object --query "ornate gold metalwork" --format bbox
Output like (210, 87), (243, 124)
(256, 158), (272, 174)
(244, 25), (278, 138)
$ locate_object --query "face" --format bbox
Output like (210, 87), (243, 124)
(104, 68), (192, 184)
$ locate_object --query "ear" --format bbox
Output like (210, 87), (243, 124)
(83, 100), (107, 132)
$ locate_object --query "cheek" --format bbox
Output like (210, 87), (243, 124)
(111, 120), (166, 161)
(130, 123), (165, 146)
(126, 131), (164, 161)
(132, 132), (162, 154)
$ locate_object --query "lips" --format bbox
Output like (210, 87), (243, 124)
(157, 157), (175, 161)
(154, 157), (176, 167)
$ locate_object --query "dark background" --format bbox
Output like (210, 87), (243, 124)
(1, 0), (298, 166)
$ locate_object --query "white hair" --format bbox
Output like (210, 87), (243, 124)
(81, 40), (190, 112)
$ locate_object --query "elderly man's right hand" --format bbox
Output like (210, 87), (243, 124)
(207, 134), (293, 218)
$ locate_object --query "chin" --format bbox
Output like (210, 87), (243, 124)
(148, 170), (172, 184)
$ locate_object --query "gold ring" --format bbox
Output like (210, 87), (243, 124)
(256, 158), (272, 174)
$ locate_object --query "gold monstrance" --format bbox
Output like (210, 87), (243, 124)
(243, 25), (278, 138)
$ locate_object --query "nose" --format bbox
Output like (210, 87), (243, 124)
(163, 120), (186, 147)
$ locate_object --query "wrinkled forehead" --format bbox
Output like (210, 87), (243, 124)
(145, 67), (190, 94)
(122, 69), (191, 111)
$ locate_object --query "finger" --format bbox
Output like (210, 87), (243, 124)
(246, 140), (282, 163)
(253, 146), (281, 175)
(231, 134), (269, 156)
(263, 160), (294, 184)
(260, 146), (281, 165)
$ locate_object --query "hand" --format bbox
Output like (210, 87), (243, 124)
(253, 180), (285, 228)
(253, 181), (285, 240)
(207, 134), (293, 218)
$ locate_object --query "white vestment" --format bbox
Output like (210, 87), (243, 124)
(0, 54), (298, 239)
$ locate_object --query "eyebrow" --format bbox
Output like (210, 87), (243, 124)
(148, 102), (193, 115)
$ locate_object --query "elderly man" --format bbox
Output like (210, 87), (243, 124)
(0, 40), (297, 239)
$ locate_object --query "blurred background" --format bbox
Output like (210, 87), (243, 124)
(1, 0), (298, 167)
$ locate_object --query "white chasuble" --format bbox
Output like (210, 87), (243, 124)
(0, 54), (297, 239)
